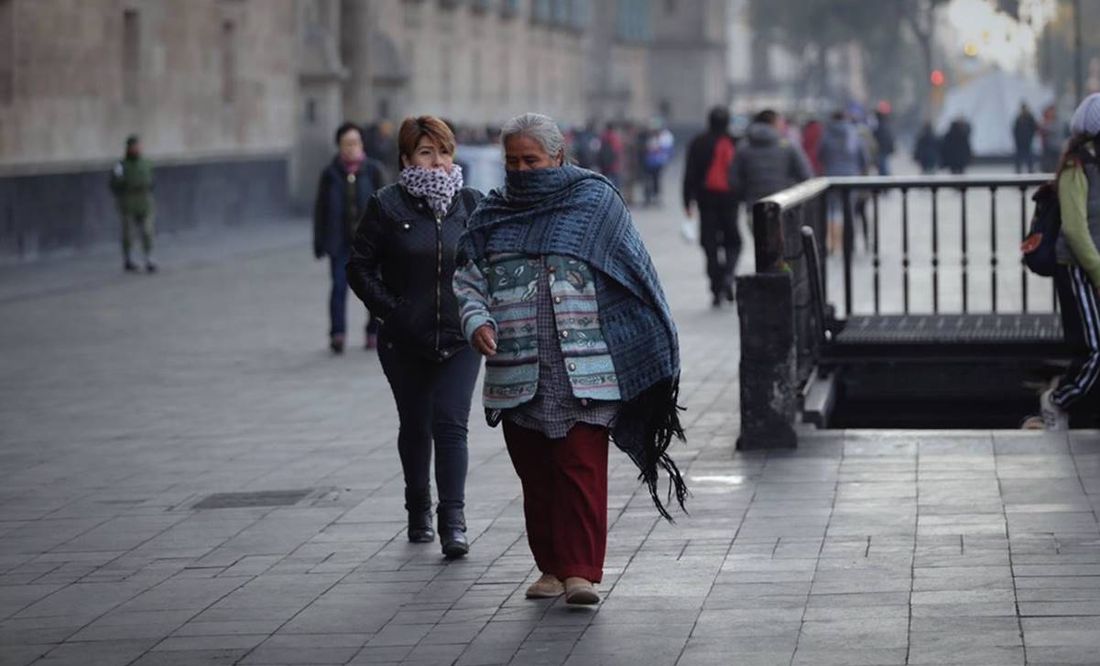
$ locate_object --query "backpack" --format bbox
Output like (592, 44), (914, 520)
(703, 135), (735, 193)
(1021, 182), (1060, 277)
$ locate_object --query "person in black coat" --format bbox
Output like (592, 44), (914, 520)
(683, 106), (740, 307)
(913, 122), (941, 174)
(941, 119), (973, 175)
(314, 122), (387, 353)
(347, 116), (483, 559)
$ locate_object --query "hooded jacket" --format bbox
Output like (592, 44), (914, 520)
(731, 122), (814, 205)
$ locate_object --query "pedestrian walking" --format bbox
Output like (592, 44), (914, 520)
(1038, 93), (1100, 430)
(1013, 103), (1039, 173)
(941, 118), (973, 175)
(643, 123), (674, 206)
(454, 112), (687, 605)
(1039, 104), (1064, 173)
(597, 122), (625, 188)
(819, 111), (867, 254)
(801, 119), (825, 176)
(683, 106), (740, 307)
(913, 122), (941, 174)
(731, 109), (813, 206)
(109, 135), (156, 273)
(873, 103), (896, 176)
(313, 122), (387, 354)
(346, 115), (483, 558)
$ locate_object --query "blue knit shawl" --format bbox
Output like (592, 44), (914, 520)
(460, 165), (688, 519)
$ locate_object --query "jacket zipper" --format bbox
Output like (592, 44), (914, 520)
(435, 216), (443, 353)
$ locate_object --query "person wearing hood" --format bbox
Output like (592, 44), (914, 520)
(454, 113), (687, 605)
(313, 122), (387, 353)
(819, 111), (869, 254)
(1037, 93), (1100, 430)
(347, 116), (484, 559)
(731, 109), (814, 207)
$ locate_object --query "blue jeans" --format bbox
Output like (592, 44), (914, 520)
(329, 245), (379, 337)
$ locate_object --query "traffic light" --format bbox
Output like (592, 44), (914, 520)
(930, 70), (946, 87)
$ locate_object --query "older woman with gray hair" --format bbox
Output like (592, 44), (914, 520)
(454, 113), (687, 605)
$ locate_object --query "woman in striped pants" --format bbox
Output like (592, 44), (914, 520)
(1043, 93), (1100, 430)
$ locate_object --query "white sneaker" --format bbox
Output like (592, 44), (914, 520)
(1040, 388), (1069, 431)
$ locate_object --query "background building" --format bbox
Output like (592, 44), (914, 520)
(0, 0), (731, 262)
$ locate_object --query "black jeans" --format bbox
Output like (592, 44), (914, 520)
(378, 338), (481, 510)
(697, 194), (741, 296)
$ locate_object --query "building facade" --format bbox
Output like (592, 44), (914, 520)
(0, 0), (299, 260)
(0, 0), (730, 261)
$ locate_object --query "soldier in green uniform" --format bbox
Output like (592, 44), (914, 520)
(109, 135), (156, 273)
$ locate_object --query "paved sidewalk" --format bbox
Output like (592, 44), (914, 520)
(0, 200), (1098, 665)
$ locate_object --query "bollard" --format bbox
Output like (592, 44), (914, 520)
(736, 272), (798, 450)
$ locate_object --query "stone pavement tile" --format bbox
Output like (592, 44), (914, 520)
(172, 620), (287, 637)
(420, 621), (490, 645)
(909, 602), (1019, 618)
(993, 431), (1071, 454)
(907, 643), (1026, 665)
(913, 566), (1014, 592)
(1019, 601), (1100, 616)
(1024, 645), (1100, 665)
(0, 646), (48, 666)
(113, 577), (245, 613)
(15, 582), (149, 620)
(791, 647), (908, 665)
(363, 622), (434, 648)
(1021, 616), (1100, 646)
(795, 617), (910, 650)
(675, 639), (794, 666)
(0, 585), (65, 620)
(128, 650), (248, 665)
(66, 609), (194, 642)
(30, 639), (158, 666)
(239, 646), (362, 664)
(0, 617), (86, 645)
(151, 634), (269, 652)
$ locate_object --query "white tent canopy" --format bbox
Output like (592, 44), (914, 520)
(935, 70), (1055, 156)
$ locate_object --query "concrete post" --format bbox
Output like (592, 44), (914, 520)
(736, 272), (798, 450)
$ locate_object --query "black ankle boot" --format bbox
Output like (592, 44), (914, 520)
(437, 505), (469, 559)
(405, 487), (434, 543)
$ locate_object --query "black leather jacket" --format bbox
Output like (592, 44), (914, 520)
(347, 183), (482, 362)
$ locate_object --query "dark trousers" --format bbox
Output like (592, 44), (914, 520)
(697, 194), (741, 296)
(379, 340), (481, 510)
(643, 167), (662, 205)
(1053, 265), (1100, 423)
(503, 421), (609, 583)
(1015, 149), (1035, 174)
(329, 246), (378, 337)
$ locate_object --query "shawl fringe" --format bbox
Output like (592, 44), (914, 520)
(612, 376), (689, 522)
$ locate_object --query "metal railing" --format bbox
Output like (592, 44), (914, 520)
(752, 173), (1053, 379)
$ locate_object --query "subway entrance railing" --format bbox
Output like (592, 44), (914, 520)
(736, 173), (1066, 447)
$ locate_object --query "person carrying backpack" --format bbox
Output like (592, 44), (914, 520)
(683, 106), (739, 307)
(1040, 93), (1100, 430)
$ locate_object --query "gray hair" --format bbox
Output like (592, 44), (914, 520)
(500, 112), (566, 159)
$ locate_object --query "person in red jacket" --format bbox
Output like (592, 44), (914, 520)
(683, 106), (739, 307)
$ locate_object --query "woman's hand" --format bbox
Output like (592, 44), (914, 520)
(472, 324), (497, 356)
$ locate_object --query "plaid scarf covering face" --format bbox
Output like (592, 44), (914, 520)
(460, 165), (689, 520)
